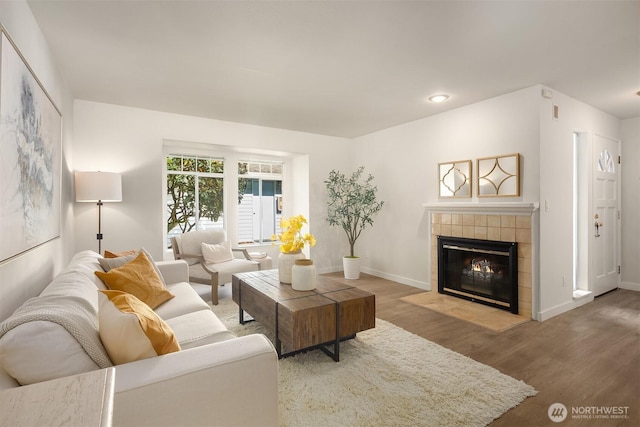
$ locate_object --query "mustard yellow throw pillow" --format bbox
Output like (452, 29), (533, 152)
(104, 249), (137, 258)
(98, 290), (180, 365)
(95, 251), (174, 309)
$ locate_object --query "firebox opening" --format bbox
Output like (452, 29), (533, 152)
(438, 236), (518, 314)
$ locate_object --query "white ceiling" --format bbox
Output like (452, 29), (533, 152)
(27, 0), (640, 138)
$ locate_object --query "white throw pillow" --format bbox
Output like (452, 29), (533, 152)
(201, 241), (233, 264)
(97, 290), (180, 365)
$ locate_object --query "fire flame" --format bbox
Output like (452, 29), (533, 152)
(471, 259), (494, 274)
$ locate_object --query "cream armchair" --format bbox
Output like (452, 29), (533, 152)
(171, 229), (259, 304)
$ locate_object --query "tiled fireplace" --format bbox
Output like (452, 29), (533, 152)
(425, 203), (538, 319)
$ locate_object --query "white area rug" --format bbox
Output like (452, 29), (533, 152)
(211, 297), (536, 427)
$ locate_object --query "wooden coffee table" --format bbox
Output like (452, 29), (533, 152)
(232, 270), (375, 361)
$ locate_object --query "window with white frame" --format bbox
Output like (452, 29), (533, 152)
(166, 154), (224, 248)
(237, 160), (283, 244)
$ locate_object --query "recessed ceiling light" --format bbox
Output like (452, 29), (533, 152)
(428, 94), (449, 103)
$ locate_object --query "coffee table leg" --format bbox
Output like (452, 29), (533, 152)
(317, 302), (340, 362)
(274, 301), (347, 362)
(238, 282), (244, 324)
(237, 283), (254, 325)
(275, 301), (282, 357)
(333, 301), (340, 361)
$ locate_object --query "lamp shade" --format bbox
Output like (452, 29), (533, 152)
(75, 171), (122, 202)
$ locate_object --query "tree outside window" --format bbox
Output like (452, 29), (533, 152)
(166, 155), (224, 247)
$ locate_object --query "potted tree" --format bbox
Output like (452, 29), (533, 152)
(324, 166), (384, 279)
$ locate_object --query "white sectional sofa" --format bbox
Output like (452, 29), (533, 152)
(0, 250), (278, 426)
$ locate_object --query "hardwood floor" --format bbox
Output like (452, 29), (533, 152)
(324, 272), (640, 426)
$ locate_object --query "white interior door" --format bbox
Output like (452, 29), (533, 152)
(591, 134), (620, 296)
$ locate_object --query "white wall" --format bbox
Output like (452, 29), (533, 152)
(0, 1), (75, 321)
(72, 100), (353, 271)
(538, 89), (621, 320)
(353, 86), (542, 289)
(620, 117), (640, 291)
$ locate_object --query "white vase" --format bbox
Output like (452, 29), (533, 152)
(278, 251), (305, 284)
(343, 256), (361, 280)
(292, 259), (317, 291)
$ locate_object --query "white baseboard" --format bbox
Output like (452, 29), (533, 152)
(537, 293), (594, 321)
(620, 281), (640, 292)
(316, 266), (430, 291)
(360, 267), (430, 290)
(316, 265), (344, 275)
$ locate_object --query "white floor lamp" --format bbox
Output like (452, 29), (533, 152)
(75, 171), (122, 254)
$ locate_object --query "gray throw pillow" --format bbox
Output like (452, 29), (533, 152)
(98, 248), (166, 284)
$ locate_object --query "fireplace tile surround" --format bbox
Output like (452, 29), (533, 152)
(424, 203), (539, 319)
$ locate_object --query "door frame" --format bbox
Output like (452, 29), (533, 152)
(590, 134), (621, 295)
(576, 133), (621, 295)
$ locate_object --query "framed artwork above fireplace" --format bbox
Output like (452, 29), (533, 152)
(438, 160), (472, 198)
(477, 153), (520, 197)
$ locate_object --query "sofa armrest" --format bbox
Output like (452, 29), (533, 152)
(112, 334), (278, 427)
(155, 260), (189, 284)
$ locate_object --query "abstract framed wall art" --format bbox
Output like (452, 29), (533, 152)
(0, 30), (62, 262)
(438, 160), (472, 198)
(477, 153), (520, 197)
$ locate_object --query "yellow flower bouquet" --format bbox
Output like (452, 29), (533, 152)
(273, 214), (316, 253)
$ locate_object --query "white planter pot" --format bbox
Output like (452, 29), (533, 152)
(278, 251), (305, 284)
(343, 256), (361, 280)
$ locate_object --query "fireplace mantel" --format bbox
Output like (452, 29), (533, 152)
(422, 202), (539, 216)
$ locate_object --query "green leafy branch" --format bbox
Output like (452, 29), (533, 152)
(325, 166), (384, 257)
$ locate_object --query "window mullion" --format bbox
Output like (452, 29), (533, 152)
(194, 175), (200, 230)
(259, 178), (264, 242)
